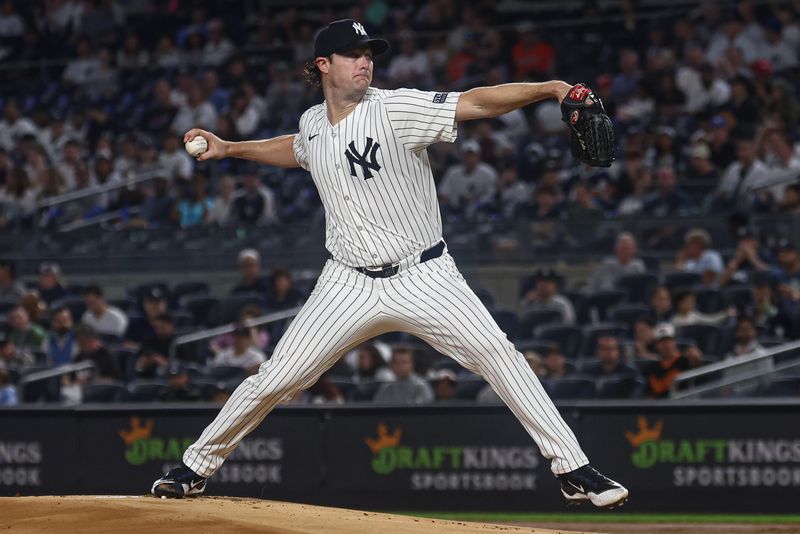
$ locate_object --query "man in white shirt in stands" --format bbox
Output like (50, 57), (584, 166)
(212, 327), (266, 376)
(81, 284), (128, 338)
(675, 228), (724, 287)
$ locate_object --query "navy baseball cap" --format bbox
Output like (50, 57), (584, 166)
(313, 19), (389, 59)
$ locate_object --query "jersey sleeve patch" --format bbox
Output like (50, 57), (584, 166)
(432, 92), (448, 104)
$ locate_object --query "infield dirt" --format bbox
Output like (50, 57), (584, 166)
(0, 496), (591, 533)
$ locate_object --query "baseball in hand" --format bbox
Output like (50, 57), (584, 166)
(185, 136), (208, 158)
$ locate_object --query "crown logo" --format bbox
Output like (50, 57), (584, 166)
(625, 416), (663, 448)
(365, 423), (402, 454)
(118, 417), (154, 446)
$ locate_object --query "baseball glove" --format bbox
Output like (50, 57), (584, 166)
(560, 83), (615, 167)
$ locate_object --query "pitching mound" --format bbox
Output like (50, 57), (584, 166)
(0, 496), (592, 534)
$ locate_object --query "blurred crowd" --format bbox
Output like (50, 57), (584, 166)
(0, 1), (799, 235)
(2, 221), (799, 405)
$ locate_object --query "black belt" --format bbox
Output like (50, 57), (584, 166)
(355, 241), (445, 279)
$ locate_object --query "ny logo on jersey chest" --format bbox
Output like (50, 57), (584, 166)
(345, 137), (382, 180)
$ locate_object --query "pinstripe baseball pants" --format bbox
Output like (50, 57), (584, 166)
(183, 252), (589, 477)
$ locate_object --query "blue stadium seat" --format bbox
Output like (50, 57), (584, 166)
(519, 309), (563, 338)
(580, 323), (628, 356)
(675, 324), (723, 357)
(126, 381), (170, 402)
(617, 272), (659, 304)
(533, 324), (582, 359)
(82, 382), (128, 403)
(596, 375), (645, 399)
(663, 272), (702, 292)
(547, 375), (596, 400)
(584, 289), (628, 323)
(489, 308), (520, 341)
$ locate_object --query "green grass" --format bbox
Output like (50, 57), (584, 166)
(396, 512), (800, 524)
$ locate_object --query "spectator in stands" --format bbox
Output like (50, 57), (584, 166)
(772, 238), (800, 302)
(511, 22), (555, 80)
(0, 330), (35, 370)
(645, 323), (704, 398)
(542, 344), (570, 379)
(0, 368), (16, 406)
(373, 346), (434, 404)
(670, 289), (728, 328)
(175, 173), (212, 228)
(42, 306), (77, 367)
(20, 291), (47, 325)
(0, 258), (24, 301)
(210, 304), (269, 355)
(208, 175), (236, 226)
(779, 183), (800, 214)
(231, 249), (269, 295)
(438, 140), (497, 219)
(203, 19), (234, 67)
(585, 232), (646, 293)
(387, 33), (433, 89)
(611, 49), (641, 103)
(37, 262), (67, 305)
(616, 165), (653, 216)
(686, 142), (720, 195)
(7, 305), (46, 352)
(727, 315), (767, 359)
(719, 227), (770, 286)
(124, 287), (166, 346)
(430, 369), (458, 402)
(159, 363), (202, 402)
(134, 313), (175, 379)
(649, 285), (673, 323)
(171, 80), (218, 134)
(630, 317), (658, 361)
(747, 271), (798, 339)
(212, 326), (266, 376)
(352, 343), (394, 383)
(158, 135), (193, 184)
(129, 176), (174, 229)
(73, 324), (121, 381)
(675, 228), (724, 287)
(583, 335), (638, 378)
(231, 171), (276, 226)
(521, 268), (575, 324)
(265, 268), (304, 310)
(711, 133), (771, 212)
(642, 166), (691, 216)
(760, 128), (800, 200)
(81, 284), (128, 338)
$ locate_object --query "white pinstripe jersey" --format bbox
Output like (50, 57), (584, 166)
(292, 87), (462, 268)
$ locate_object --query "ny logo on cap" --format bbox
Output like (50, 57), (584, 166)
(352, 22), (367, 36)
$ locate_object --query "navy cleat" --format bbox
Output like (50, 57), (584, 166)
(151, 464), (207, 498)
(557, 465), (629, 508)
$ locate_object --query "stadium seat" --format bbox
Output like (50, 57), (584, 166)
(212, 295), (269, 325)
(0, 299), (18, 314)
(762, 376), (800, 397)
(580, 323), (628, 355)
(694, 288), (726, 314)
(608, 304), (652, 328)
(328, 378), (357, 401)
(126, 381), (171, 402)
(675, 324), (723, 357)
(547, 375), (596, 400)
(515, 339), (558, 355)
(723, 285), (753, 310)
(473, 288), (496, 309)
(534, 324), (582, 359)
(112, 347), (140, 381)
(489, 308), (520, 341)
(584, 290), (628, 323)
(596, 375), (645, 399)
(663, 272), (702, 292)
(203, 365), (247, 382)
(518, 309), (563, 338)
(617, 272), (659, 304)
(108, 297), (136, 313)
(454, 377), (488, 400)
(353, 380), (385, 401)
(171, 282), (210, 308)
(181, 295), (219, 327)
(193, 380), (226, 401)
(82, 382), (128, 403)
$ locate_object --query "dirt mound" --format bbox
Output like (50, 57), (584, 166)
(0, 496), (592, 534)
